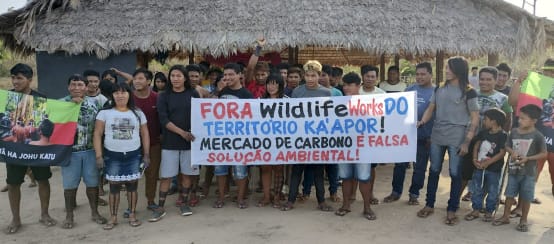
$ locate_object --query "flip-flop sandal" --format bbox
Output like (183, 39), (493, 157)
(61, 219), (74, 229)
(212, 200), (225, 208)
(281, 202), (294, 211)
(272, 202), (281, 208)
(531, 198), (541, 204)
(510, 212), (522, 218)
(417, 208), (434, 218)
(330, 195), (342, 202)
(129, 219), (142, 227)
(363, 210), (377, 220)
(238, 201), (249, 209)
(482, 214), (493, 222)
(370, 198), (380, 205)
(39, 217), (57, 227)
(445, 216), (459, 226)
(5, 224), (21, 234)
(383, 194), (400, 203)
(492, 219), (510, 226)
(317, 204), (333, 212)
(408, 197), (419, 205)
(516, 223), (529, 232)
(92, 215), (108, 225)
(257, 200), (270, 207)
(103, 222), (118, 230)
(464, 213), (479, 221)
(334, 208), (351, 216)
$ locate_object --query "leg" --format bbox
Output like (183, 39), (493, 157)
(283, 165), (304, 210)
(313, 165), (331, 211)
(369, 165), (378, 204)
(356, 163), (375, 220)
(272, 165), (284, 206)
(145, 144), (161, 207)
(213, 165), (229, 207)
(386, 162), (407, 202)
(201, 166), (215, 198)
(465, 170), (484, 221)
(326, 164), (340, 202)
(259, 165), (272, 206)
(445, 145), (463, 225)
(37, 180), (56, 227)
(86, 187), (107, 224)
(233, 166), (249, 209)
(408, 138), (430, 202)
(104, 182), (121, 230)
(7, 184), (22, 233)
(62, 189), (77, 228)
(424, 143), (446, 209)
(80, 150), (106, 224)
(126, 181), (141, 227)
(302, 166), (314, 197)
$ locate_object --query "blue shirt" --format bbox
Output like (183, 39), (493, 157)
(406, 84), (434, 139)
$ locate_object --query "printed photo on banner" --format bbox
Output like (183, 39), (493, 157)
(0, 90), (80, 166)
(191, 92), (417, 165)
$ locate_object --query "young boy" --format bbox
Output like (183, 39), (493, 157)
(464, 108), (507, 222)
(493, 104), (547, 232)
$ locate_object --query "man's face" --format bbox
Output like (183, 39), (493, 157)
(342, 83), (360, 96)
(415, 68), (432, 86)
(304, 70), (320, 89)
(279, 69), (288, 81)
(478, 72), (496, 93)
(497, 70), (510, 88)
(224, 69), (240, 88)
(133, 73), (150, 91)
(362, 71), (378, 89)
(287, 73), (301, 88)
(388, 70), (399, 83)
(472, 69), (478, 75)
(330, 75), (341, 87)
(86, 75), (101, 93)
(255, 70), (268, 84)
(170, 70), (185, 90)
(11, 73), (32, 93)
(68, 80), (87, 98)
(188, 71), (201, 87)
(319, 72), (331, 87)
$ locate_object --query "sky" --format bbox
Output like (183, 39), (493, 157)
(0, 0), (553, 19)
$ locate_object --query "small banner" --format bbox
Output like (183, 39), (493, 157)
(0, 90), (80, 166)
(516, 71), (554, 116)
(191, 92), (417, 165)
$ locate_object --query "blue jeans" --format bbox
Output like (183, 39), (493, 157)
(391, 139), (430, 197)
(471, 169), (500, 213)
(425, 143), (463, 212)
(302, 167), (314, 195)
(325, 164), (339, 195)
(61, 150), (99, 189)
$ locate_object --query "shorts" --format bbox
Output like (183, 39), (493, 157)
(461, 139), (477, 181)
(104, 148), (141, 182)
(61, 150), (99, 189)
(338, 163), (371, 182)
(505, 174), (535, 202)
(160, 150), (199, 178)
(214, 165), (248, 180)
(6, 163), (51, 185)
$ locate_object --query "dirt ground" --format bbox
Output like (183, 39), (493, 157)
(0, 161), (553, 244)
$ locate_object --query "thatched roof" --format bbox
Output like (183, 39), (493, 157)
(1, 0), (554, 59)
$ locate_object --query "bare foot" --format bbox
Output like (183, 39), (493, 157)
(5, 220), (21, 234)
(39, 215), (57, 227)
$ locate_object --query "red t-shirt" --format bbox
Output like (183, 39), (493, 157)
(133, 91), (161, 145)
(246, 81), (266, 98)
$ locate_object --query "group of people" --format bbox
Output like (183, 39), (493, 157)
(2, 39), (554, 234)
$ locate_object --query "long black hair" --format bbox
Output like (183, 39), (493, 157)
(167, 65), (192, 92)
(263, 73), (285, 98)
(153, 72), (168, 92)
(447, 56), (470, 99)
(102, 81), (143, 123)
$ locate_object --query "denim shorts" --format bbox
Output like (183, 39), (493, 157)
(505, 174), (535, 202)
(160, 150), (199, 178)
(338, 163), (371, 182)
(214, 165), (248, 180)
(104, 148), (141, 182)
(61, 150), (99, 189)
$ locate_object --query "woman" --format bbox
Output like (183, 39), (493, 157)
(93, 82), (150, 230)
(148, 65), (199, 222)
(153, 72), (168, 92)
(416, 56), (479, 226)
(259, 73), (287, 208)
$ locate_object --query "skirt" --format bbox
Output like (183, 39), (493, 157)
(104, 148), (141, 182)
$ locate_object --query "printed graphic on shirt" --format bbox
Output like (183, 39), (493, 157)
(509, 138), (533, 171)
(477, 140), (496, 161)
(110, 118), (135, 140)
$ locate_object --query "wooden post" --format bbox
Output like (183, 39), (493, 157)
(288, 46), (294, 64)
(436, 51), (444, 85)
(294, 46), (299, 65)
(189, 50), (195, 64)
(380, 54), (386, 82)
(487, 53), (499, 66)
(394, 54), (400, 68)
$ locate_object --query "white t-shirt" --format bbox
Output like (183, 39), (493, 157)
(469, 75), (479, 89)
(96, 108), (147, 152)
(359, 86), (386, 95)
(378, 81), (407, 93)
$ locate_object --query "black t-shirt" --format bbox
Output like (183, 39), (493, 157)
(219, 87), (253, 99)
(157, 88), (199, 150)
(475, 130), (508, 172)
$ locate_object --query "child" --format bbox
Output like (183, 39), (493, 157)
(493, 104), (547, 232)
(464, 108), (507, 222)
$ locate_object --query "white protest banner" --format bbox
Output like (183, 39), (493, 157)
(191, 91), (417, 165)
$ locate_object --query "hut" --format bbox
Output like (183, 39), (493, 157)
(1, 0), (553, 96)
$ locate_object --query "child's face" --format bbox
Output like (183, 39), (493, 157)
(482, 116), (493, 129)
(518, 113), (536, 129)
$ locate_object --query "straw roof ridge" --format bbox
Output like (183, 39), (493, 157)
(1, 0), (553, 59)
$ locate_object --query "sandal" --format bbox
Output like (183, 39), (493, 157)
(281, 202), (294, 211)
(298, 194), (309, 203)
(464, 212), (479, 221)
(129, 219), (141, 227)
(417, 207), (434, 218)
(383, 194), (400, 203)
(330, 194), (341, 202)
(212, 200), (224, 208)
(531, 198), (541, 204)
(492, 219), (510, 226)
(335, 208), (351, 216)
(257, 200), (270, 207)
(39, 216), (57, 227)
(62, 219), (74, 229)
(509, 211), (522, 218)
(516, 223), (529, 232)
(92, 215), (108, 225)
(363, 209), (377, 220)
(445, 215), (459, 226)
(482, 213), (493, 222)
(272, 201), (281, 208)
(317, 203), (333, 212)
(408, 197), (419, 205)
(237, 201), (249, 209)
(370, 197), (380, 205)
(103, 222), (118, 230)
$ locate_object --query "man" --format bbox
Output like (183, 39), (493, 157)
(211, 63), (254, 209)
(469, 66), (479, 88)
(319, 64), (343, 96)
(331, 67), (344, 94)
(284, 67), (303, 97)
(281, 60), (333, 212)
(244, 39), (269, 98)
(379, 66), (406, 93)
(359, 65), (385, 205)
(131, 68), (162, 211)
(276, 63), (290, 82)
(4, 63), (56, 234)
(60, 74), (107, 229)
(495, 63), (512, 96)
(383, 62), (435, 204)
(334, 72), (376, 220)
(187, 64), (211, 98)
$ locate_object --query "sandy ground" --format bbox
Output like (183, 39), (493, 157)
(0, 161), (553, 244)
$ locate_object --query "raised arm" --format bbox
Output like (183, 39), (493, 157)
(244, 38), (266, 85)
(111, 68), (134, 85)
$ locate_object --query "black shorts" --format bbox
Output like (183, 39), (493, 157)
(5, 163), (52, 185)
(461, 140), (477, 181)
